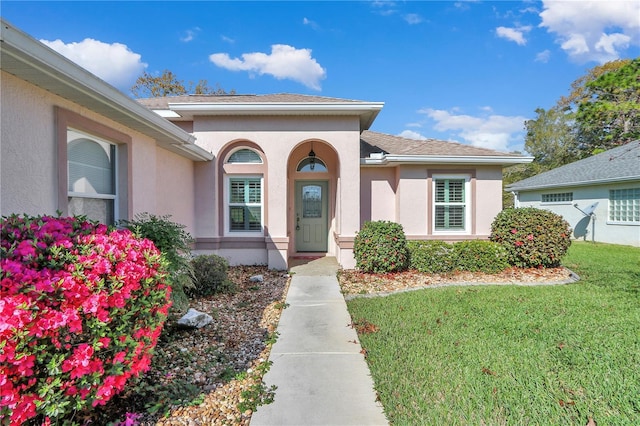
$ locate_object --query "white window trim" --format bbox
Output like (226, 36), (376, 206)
(67, 128), (119, 223)
(541, 192), (573, 205)
(432, 174), (471, 235)
(224, 174), (264, 236)
(607, 187), (640, 225)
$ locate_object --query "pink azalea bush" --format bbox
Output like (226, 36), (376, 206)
(490, 207), (571, 268)
(0, 214), (171, 424)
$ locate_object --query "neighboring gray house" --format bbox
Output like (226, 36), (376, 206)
(507, 141), (640, 247)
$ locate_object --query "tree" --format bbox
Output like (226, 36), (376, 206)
(524, 106), (577, 168)
(575, 58), (640, 151)
(556, 59), (631, 110)
(131, 70), (234, 98)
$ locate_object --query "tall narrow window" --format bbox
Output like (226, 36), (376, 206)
(434, 177), (468, 231)
(229, 177), (262, 231)
(67, 129), (117, 224)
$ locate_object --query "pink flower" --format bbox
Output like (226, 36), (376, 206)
(15, 240), (36, 260)
(61, 344), (94, 379)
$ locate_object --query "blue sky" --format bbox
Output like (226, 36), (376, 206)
(3, 1), (639, 153)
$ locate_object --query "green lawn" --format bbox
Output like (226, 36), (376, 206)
(347, 242), (640, 425)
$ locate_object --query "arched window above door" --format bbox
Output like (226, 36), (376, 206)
(227, 148), (263, 164)
(297, 157), (327, 172)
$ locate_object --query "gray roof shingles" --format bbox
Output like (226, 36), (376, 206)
(507, 140), (640, 191)
(137, 93), (372, 109)
(360, 130), (524, 157)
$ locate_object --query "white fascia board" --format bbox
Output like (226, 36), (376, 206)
(167, 102), (385, 115)
(1, 19), (202, 155)
(171, 143), (214, 161)
(153, 109), (182, 118)
(506, 175), (640, 192)
(361, 154), (534, 166)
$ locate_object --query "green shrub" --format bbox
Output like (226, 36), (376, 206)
(490, 207), (572, 268)
(119, 213), (195, 310)
(190, 254), (236, 296)
(452, 240), (510, 273)
(408, 240), (454, 273)
(1, 214), (170, 424)
(353, 221), (409, 273)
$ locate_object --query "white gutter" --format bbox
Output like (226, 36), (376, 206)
(1, 19), (213, 162)
(168, 102), (385, 113)
(506, 175), (640, 192)
(361, 154), (534, 166)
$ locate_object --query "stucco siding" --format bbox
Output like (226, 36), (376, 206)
(517, 182), (640, 247)
(1, 71), (197, 229)
(155, 147), (196, 233)
(397, 166), (429, 235)
(474, 166), (503, 236)
(1, 72), (59, 216)
(360, 167), (396, 224)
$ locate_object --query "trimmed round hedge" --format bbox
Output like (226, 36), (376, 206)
(490, 207), (571, 268)
(353, 221), (409, 273)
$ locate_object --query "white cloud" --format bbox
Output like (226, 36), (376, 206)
(41, 38), (147, 90)
(209, 45), (326, 90)
(539, 0), (640, 63)
(398, 130), (427, 140)
(495, 25), (532, 45)
(221, 35), (235, 44)
(180, 27), (200, 42)
(403, 14), (424, 25)
(303, 17), (320, 30)
(419, 108), (527, 151)
(535, 49), (551, 63)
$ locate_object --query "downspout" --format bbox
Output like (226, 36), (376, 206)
(511, 191), (519, 208)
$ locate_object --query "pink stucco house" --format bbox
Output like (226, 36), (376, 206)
(1, 20), (532, 269)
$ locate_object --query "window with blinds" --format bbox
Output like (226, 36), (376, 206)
(67, 129), (116, 224)
(609, 188), (640, 223)
(434, 178), (466, 231)
(227, 149), (262, 164)
(229, 177), (262, 231)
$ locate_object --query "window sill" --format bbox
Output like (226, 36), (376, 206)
(606, 221), (640, 226)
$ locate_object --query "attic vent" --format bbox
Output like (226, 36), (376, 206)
(228, 149), (262, 164)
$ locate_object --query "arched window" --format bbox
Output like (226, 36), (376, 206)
(297, 157), (327, 172)
(227, 148), (262, 164)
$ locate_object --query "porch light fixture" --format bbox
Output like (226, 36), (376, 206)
(308, 145), (316, 170)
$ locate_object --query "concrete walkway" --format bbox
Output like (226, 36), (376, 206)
(250, 257), (388, 426)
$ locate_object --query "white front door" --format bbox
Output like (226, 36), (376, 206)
(295, 181), (328, 252)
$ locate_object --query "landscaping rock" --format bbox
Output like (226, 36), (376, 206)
(177, 308), (214, 329)
(249, 274), (264, 283)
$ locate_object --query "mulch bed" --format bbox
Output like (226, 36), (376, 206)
(92, 266), (290, 425)
(339, 267), (578, 299)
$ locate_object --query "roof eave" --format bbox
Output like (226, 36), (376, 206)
(165, 102), (385, 131)
(361, 154), (534, 166)
(0, 19), (213, 162)
(507, 175), (640, 192)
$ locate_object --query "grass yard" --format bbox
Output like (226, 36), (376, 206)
(347, 242), (640, 425)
